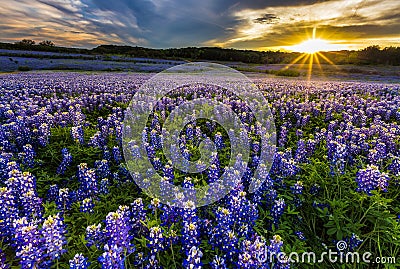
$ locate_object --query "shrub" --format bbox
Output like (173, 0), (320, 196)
(17, 66), (31, 71)
(273, 69), (300, 77)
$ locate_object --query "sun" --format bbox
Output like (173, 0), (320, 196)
(290, 38), (335, 54)
(286, 27), (346, 54)
(280, 27), (346, 80)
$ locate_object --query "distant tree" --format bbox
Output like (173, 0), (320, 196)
(39, 40), (55, 47)
(15, 39), (35, 46)
(358, 45), (381, 64)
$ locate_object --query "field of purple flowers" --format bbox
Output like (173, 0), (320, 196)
(0, 72), (399, 268)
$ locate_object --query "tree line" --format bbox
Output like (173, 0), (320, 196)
(1, 40), (400, 65)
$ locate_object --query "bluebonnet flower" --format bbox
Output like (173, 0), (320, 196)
(0, 187), (18, 242)
(210, 256), (227, 269)
(147, 226), (165, 254)
(145, 254), (161, 269)
(21, 189), (43, 221)
(272, 152), (300, 178)
(71, 126), (84, 144)
(182, 220), (200, 255)
(103, 146), (112, 161)
(98, 244), (125, 269)
(327, 139), (347, 175)
(6, 171), (43, 220)
(275, 255), (291, 269)
(95, 160), (111, 180)
(271, 198), (286, 228)
(80, 198), (95, 213)
(251, 141), (260, 154)
(196, 160), (207, 171)
(0, 153), (13, 180)
(13, 217), (44, 268)
(388, 156), (400, 176)
(267, 235), (283, 254)
(294, 140), (307, 163)
(226, 187), (258, 238)
(152, 157), (162, 171)
(56, 188), (72, 212)
(278, 126), (288, 148)
(150, 129), (162, 149)
(186, 124), (194, 140)
(133, 252), (145, 267)
(130, 198), (146, 233)
(194, 126), (203, 142)
(346, 234), (363, 251)
(86, 223), (105, 248)
(295, 231), (306, 240)
(38, 123), (50, 147)
(214, 132), (224, 150)
(160, 204), (180, 227)
(306, 139), (316, 156)
(355, 165), (390, 195)
(104, 206), (134, 254)
(20, 144), (35, 168)
(112, 146), (122, 163)
(309, 184), (321, 196)
(149, 198), (162, 213)
(243, 236), (270, 268)
(207, 164), (219, 183)
(367, 149), (381, 164)
(220, 230), (239, 260)
(57, 148), (72, 175)
(99, 178), (110, 195)
(146, 144), (156, 159)
(0, 248), (10, 269)
(375, 142), (387, 160)
(78, 164), (98, 199)
(296, 129), (303, 137)
(182, 148), (191, 161)
(210, 206), (239, 261)
(291, 181), (304, 195)
(69, 253), (89, 269)
(89, 131), (105, 148)
(183, 246), (203, 269)
(42, 214), (67, 261)
(163, 163), (174, 181)
(46, 184), (59, 202)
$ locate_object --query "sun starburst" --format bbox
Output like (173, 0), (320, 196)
(282, 27), (344, 80)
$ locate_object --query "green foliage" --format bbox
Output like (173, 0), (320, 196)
(270, 69), (301, 77)
(17, 65), (31, 71)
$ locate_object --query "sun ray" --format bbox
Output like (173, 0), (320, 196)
(283, 53), (307, 69)
(298, 53), (310, 70)
(307, 53), (314, 80)
(316, 52), (340, 69)
(313, 53), (325, 78)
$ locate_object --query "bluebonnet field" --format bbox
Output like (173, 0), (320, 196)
(0, 72), (399, 269)
(0, 49), (185, 72)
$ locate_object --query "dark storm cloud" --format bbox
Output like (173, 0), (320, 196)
(253, 14), (279, 24)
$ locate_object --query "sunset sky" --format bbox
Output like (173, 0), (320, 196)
(1, 0), (399, 51)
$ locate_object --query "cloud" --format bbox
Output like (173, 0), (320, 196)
(0, 0), (398, 49)
(253, 14), (279, 24)
(205, 0), (400, 50)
